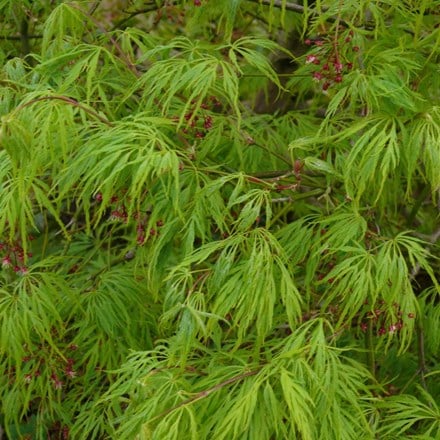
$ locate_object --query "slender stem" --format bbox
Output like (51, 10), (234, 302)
(246, 0), (306, 14)
(112, 4), (160, 30)
(20, 18), (31, 59)
(70, 4), (140, 77)
(0, 34), (42, 40)
(416, 322), (428, 392)
(407, 185), (430, 227)
(13, 95), (113, 126)
(151, 369), (260, 422)
(252, 142), (292, 166)
(88, 0), (103, 15)
(245, 0), (349, 26)
(365, 319), (376, 381)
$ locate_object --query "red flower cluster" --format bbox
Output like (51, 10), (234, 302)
(358, 301), (415, 337)
(304, 30), (359, 90)
(180, 96), (220, 141)
(0, 239), (32, 275)
(94, 191), (163, 247)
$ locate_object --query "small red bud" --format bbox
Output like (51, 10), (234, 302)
(204, 116), (213, 129)
(313, 71), (323, 81)
(334, 62), (343, 73)
(388, 324), (397, 333)
(2, 256), (11, 268)
(306, 54), (319, 64)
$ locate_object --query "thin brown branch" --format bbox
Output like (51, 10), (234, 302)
(88, 0), (103, 15)
(152, 369), (260, 422)
(247, 0), (306, 14)
(112, 4), (161, 30)
(0, 34), (42, 40)
(245, 0), (349, 27)
(20, 18), (31, 58)
(69, 4), (140, 77)
(417, 323), (428, 392)
(14, 95), (113, 126)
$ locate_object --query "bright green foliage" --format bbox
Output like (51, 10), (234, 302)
(0, 1), (439, 439)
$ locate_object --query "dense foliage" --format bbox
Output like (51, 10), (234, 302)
(0, 1), (439, 438)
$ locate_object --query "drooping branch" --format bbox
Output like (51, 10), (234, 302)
(0, 34), (42, 40)
(69, 3), (140, 77)
(20, 18), (31, 59)
(152, 369), (260, 422)
(247, 0), (306, 14)
(13, 95), (113, 126)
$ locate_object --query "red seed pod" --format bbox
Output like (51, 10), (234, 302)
(2, 255), (11, 268)
(313, 71), (323, 81)
(305, 39), (312, 45)
(294, 159), (303, 176)
(306, 54), (319, 64)
(137, 234), (145, 245)
(334, 62), (343, 73)
(24, 373), (33, 383)
(388, 324), (397, 333)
